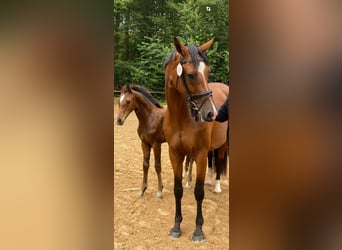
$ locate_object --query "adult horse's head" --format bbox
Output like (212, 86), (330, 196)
(116, 85), (135, 125)
(164, 37), (217, 122)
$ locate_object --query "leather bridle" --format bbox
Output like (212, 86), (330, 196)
(178, 58), (213, 120)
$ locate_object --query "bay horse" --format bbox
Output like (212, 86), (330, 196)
(163, 37), (218, 242)
(116, 84), (165, 199)
(183, 82), (229, 193)
(116, 83), (227, 200)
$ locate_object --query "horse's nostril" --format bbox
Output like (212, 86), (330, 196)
(207, 112), (213, 118)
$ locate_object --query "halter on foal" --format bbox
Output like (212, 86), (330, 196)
(163, 37), (217, 242)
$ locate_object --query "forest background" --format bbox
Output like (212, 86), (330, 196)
(114, 0), (229, 98)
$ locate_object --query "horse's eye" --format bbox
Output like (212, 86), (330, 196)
(187, 73), (195, 79)
(126, 100), (131, 105)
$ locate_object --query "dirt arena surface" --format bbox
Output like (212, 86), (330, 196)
(114, 105), (229, 249)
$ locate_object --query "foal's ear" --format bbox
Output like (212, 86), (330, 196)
(174, 37), (187, 55)
(198, 37), (215, 52)
(117, 84), (122, 90)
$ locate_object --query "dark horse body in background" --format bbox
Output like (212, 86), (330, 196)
(163, 37), (218, 242)
(116, 85), (165, 199)
(183, 82), (229, 193)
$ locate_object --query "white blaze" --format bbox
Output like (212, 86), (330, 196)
(119, 94), (125, 104)
(198, 61), (205, 74)
(211, 98), (218, 120)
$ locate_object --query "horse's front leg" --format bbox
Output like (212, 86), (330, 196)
(169, 148), (184, 238)
(192, 152), (207, 242)
(153, 143), (163, 199)
(139, 141), (151, 197)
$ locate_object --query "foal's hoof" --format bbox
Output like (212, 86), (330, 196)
(168, 229), (181, 239)
(137, 191), (144, 197)
(156, 191), (163, 199)
(204, 180), (212, 186)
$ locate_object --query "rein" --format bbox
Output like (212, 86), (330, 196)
(178, 59), (213, 121)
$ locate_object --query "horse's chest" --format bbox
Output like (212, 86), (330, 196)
(137, 127), (158, 143)
(168, 127), (206, 152)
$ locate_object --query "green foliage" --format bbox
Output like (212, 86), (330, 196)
(133, 36), (173, 90)
(114, 0), (229, 91)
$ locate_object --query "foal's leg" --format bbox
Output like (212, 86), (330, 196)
(205, 151), (213, 185)
(169, 149), (184, 239)
(192, 151), (207, 242)
(153, 143), (163, 199)
(185, 157), (193, 188)
(183, 155), (190, 178)
(139, 141), (151, 197)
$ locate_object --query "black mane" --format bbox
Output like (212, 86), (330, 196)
(131, 85), (163, 109)
(163, 49), (177, 69)
(163, 45), (209, 69)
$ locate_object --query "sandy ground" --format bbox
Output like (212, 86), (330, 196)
(114, 105), (229, 249)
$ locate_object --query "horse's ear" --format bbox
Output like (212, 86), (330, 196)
(117, 85), (122, 90)
(198, 37), (215, 52)
(126, 84), (132, 92)
(174, 37), (187, 55)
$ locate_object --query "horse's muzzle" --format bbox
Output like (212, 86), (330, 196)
(202, 111), (215, 122)
(116, 118), (124, 125)
(199, 98), (218, 122)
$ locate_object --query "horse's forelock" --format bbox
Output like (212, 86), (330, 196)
(188, 45), (209, 67)
(121, 85), (131, 93)
(163, 44), (209, 70)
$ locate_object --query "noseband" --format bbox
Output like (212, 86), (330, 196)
(178, 59), (213, 120)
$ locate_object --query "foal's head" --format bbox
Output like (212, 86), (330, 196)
(164, 37), (217, 122)
(116, 85), (135, 125)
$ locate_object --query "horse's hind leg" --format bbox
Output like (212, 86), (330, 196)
(205, 150), (213, 185)
(153, 143), (163, 199)
(214, 145), (228, 193)
(214, 148), (222, 193)
(139, 142), (151, 197)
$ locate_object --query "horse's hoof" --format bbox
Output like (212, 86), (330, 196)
(169, 229), (181, 239)
(156, 192), (163, 199)
(137, 191), (144, 197)
(214, 180), (222, 193)
(192, 232), (205, 242)
(214, 186), (222, 193)
(205, 181), (212, 186)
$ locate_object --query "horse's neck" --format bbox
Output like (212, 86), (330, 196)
(165, 85), (191, 121)
(133, 91), (155, 124)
